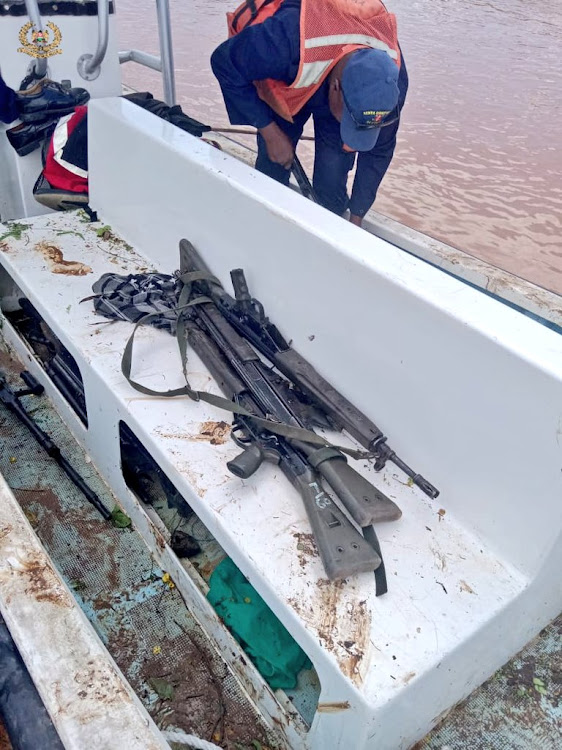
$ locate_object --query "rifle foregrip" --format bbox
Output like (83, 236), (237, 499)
(292, 440), (402, 527)
(293, 470), (381, 580)
(316, 458), (402, 526)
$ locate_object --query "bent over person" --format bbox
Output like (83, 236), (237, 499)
(211, 0), (408, 226)
(0, 72), (18, 124)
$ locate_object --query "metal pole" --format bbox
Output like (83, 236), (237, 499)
(119, 49), (163, 72)
(77, 0), (109, 81)
(155, 0), (176, 105)
(23, 0), (48, 79)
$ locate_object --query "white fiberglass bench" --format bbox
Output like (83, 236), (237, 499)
(1, 98), (561, 750)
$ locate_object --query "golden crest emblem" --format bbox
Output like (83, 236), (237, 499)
(18, 21), (62, 59)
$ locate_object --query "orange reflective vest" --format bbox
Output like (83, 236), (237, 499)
(227, 0), (400, 122)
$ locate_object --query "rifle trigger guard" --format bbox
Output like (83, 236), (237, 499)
(306, 446), (345, 469)
(231, 424), (252, 448)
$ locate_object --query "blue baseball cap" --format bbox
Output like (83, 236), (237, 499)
(340, 48), (400, 152)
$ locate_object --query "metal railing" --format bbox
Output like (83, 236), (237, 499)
(77, 0), (110, 81)
(118, 0), (176, 105)
(24, 0), (48, 79)
(24, 0), (175, 103)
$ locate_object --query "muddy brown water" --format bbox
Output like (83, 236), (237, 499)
(117, 0), (562, 295)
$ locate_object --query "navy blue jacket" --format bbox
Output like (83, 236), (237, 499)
(0, 73), (18, 124)
(211, 0), (408, 216)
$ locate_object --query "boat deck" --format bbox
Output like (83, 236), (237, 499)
(1, 99), (561, 746)
(0, 345), (283, 749)
(0, 339), (560, 748)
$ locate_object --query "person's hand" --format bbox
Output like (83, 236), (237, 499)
(349, 214), (363, 227)
(259, 122), (294, 169)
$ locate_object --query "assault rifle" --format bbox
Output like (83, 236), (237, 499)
(179, 242), (440, 501)
(292, 156), (318, 203)
(0, 370), (111, 520)
(177, 241), (402, 585)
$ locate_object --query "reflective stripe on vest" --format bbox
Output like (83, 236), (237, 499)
(227, 0), (400, 121)
(304, 34), (398, 55)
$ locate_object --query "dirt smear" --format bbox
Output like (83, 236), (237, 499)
(459, 579), (476, 595)
(293, 531), (319, 570)
(106, 613), (277, 749)
(0, 346), (24, 377)
(156, 421), (230, 446)
(197, 421), (230, 445)
(20, 554), (72, 608)
(36, 241), (92, 276)
(289, 578), (371, 686)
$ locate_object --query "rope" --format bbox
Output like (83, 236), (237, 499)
(163, 729), (223, 750)
(209, 125), (314, 141)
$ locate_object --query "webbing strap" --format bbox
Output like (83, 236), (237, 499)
(120, 271), (372, 461)
(363, 524), (388, 596)
(231, 0), (278, 34)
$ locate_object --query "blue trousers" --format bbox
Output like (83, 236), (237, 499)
(0, 74), (18, 124)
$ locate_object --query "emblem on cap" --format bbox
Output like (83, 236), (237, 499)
(363, 110), (390, 126)
(18, 21), (62, 59)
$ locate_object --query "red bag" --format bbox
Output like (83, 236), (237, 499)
(34, 106), (89, 210)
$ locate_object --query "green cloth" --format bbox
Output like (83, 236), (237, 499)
(207, 558), (311, 690)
